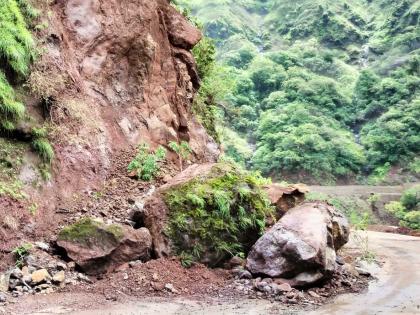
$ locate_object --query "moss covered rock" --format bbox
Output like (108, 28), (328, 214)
(142, 163), (274, 266)
(57, 218), (152, 275)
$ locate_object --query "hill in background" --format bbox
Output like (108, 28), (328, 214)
(175, 0), (420, 184)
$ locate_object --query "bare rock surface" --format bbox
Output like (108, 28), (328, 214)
(246, 202), (350, 286)
(57, 218), (152, 275)
(264, 183), (308, 220)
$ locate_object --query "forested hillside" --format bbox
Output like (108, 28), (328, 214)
(175, 0), (420, 184)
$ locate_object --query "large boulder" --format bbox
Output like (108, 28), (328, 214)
(246, 202), (349, 287)
(140, 163), (274, 266)
(57, 218), (152, 275)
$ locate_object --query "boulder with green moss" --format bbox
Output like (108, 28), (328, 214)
(57, 218), (152, 275)
(141, 163), (274, 266)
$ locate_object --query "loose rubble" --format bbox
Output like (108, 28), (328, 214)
(0, 246), (93, 304)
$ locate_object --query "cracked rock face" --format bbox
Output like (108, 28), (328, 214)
(246, 202), (350, 287)
(31, 0), (219, 214)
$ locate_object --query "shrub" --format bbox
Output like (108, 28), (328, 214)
(168, 141), (192, 171)
(401, 185), (420, 211)
(128, 143), (166, 181)
(12, 242), (32, 267)
(385, 185), (420, 230)
(163, 163), (274, 266)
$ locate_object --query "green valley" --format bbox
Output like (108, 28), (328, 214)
(175, 0), (420, 184)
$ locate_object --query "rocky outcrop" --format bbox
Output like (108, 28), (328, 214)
(139, 163), (273, 265)
(264, 183), (308, 220)
(14, 0), (220, 237)
(140, 164), (215, 258)
(246, 202), (350, 287)
(57, 218), (152, 275)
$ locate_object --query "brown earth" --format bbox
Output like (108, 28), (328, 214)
(1, 0), (219, 266)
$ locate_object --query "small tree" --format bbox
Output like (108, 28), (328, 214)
(169, 141), (192, 171)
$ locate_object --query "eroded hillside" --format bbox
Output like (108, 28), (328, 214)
(0, 0), (218, 263)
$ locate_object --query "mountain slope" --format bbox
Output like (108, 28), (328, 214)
(176, 0), (420, 184)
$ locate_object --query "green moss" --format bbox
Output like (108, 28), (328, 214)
(58, 218), (124, 246)
(163, 163), (274, 266)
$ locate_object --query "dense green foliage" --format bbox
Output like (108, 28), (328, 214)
(385, 185), (420, 230)
(253, 103), (366, 181)
(0, 0), (35, 130)
(178, 0), (420, 183)
(163, 163), (273, 266)
(128, 144), (167, 181)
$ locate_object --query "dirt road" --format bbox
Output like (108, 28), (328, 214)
(5, 231), (419, 315)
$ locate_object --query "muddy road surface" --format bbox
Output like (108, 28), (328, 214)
(4, 231), (420, 315)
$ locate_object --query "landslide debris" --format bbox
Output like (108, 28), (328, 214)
(247, 201), (350, 286)
(141, 163), (274, 266)
(57, 218), (152, 275)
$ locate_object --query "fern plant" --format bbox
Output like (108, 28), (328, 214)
(164, 163), (274, 267)
(128, 143), (167, 181)
(168, 141), (192, 171)
(0, 0), (35, 130)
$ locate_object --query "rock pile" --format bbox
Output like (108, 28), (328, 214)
(0, 246), (92, 303)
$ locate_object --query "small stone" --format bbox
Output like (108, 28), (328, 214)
(31, 269), (51, 284)
(52, 271), (65, 283)
(123, 273), (129, 280)
(24, 255), (38, 268)
(44, 288), (54, 294)
(164, 283), (177, 293)
(77, 273), (92, 283)
(35, 242), (50, 251)
(152, 273), (159, 281)
(238, 270), (252, 279)
(0, 273), (10, 292)
(14, 286), (23, 293)
(355, 266), (371, 277)
(342, 263), (359, 277)
(228, 256), (245, 269)
(129, 261), (142, 268)
(308, 290), (321, 298)
(336, 256), (345, 265)
(11, 268), (23, 279)
(281, 283), (293, 292)
(67, 262), (76, 270)
(0, 292), (7, 303)
(151, 282), (165, 291)
(56, 262), (67, 271)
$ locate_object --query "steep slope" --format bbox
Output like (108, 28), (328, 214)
(0, 0), (219, 261)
